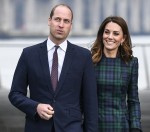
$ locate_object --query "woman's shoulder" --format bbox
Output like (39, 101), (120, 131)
(130, 56), (138, 64)
(131, 56), (138, 61)
(127, 56), (139, 69)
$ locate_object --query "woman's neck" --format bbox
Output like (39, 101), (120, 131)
(103, 49), (117, 58)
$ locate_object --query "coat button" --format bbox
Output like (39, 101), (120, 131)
(53, 99), (56, 103)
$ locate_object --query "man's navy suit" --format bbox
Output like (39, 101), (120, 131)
(9, 40), (98, 132)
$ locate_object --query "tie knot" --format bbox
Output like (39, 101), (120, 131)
(55, 45), (59, 50)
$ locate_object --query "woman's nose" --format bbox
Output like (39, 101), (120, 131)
(108, 33), (113, 38)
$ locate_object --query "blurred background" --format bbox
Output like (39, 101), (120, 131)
(0, 0), (150, 132)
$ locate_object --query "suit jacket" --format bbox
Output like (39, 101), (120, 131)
(95, 55), (142, 132)
(8, 40), (98, 132)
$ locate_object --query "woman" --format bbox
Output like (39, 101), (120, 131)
(91, 16), (142, 132)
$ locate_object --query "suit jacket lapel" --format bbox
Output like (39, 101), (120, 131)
(39, 40), (54, 94)
(55, 42), (74, 95)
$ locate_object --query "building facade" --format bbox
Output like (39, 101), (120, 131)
(0, 0), (150, 37)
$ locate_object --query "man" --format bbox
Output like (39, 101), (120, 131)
(8, 4), (98, 132)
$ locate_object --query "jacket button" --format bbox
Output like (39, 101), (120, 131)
(53, 99), (56, 103)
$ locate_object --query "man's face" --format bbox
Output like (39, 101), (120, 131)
(48, 6), (72, 44)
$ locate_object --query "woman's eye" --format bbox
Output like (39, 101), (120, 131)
(104, 31), (109, 34)
(113, 32), (119, 36)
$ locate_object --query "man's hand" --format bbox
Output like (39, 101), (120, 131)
(37, 103), (54, 120)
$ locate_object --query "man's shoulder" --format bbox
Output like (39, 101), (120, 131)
(23, 40), (47, 51)
(68, 41), (90, 53)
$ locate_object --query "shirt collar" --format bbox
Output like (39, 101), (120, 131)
(47, 37), (67, 52)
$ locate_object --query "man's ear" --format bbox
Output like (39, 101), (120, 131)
(48, 18), (51, 26)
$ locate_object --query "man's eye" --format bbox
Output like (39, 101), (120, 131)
(64, 20), (70, 24)
(55, 18), (60, 21)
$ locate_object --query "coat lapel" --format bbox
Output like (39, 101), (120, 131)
(39, 40), (54, 94)
(55, 42), (74, 95)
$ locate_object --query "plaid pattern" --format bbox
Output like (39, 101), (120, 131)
(95, 55), (142, 132)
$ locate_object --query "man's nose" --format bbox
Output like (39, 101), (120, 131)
(59, 21), (64, 27)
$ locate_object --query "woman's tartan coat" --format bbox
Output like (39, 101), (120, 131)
(95, 55), (142, 132)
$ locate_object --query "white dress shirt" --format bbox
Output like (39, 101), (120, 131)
(47, 38), (67, 80)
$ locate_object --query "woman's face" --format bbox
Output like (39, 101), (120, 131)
(103, 22), (125, 56)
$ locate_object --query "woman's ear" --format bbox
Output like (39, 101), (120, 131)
(121, 35), (126, 43)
